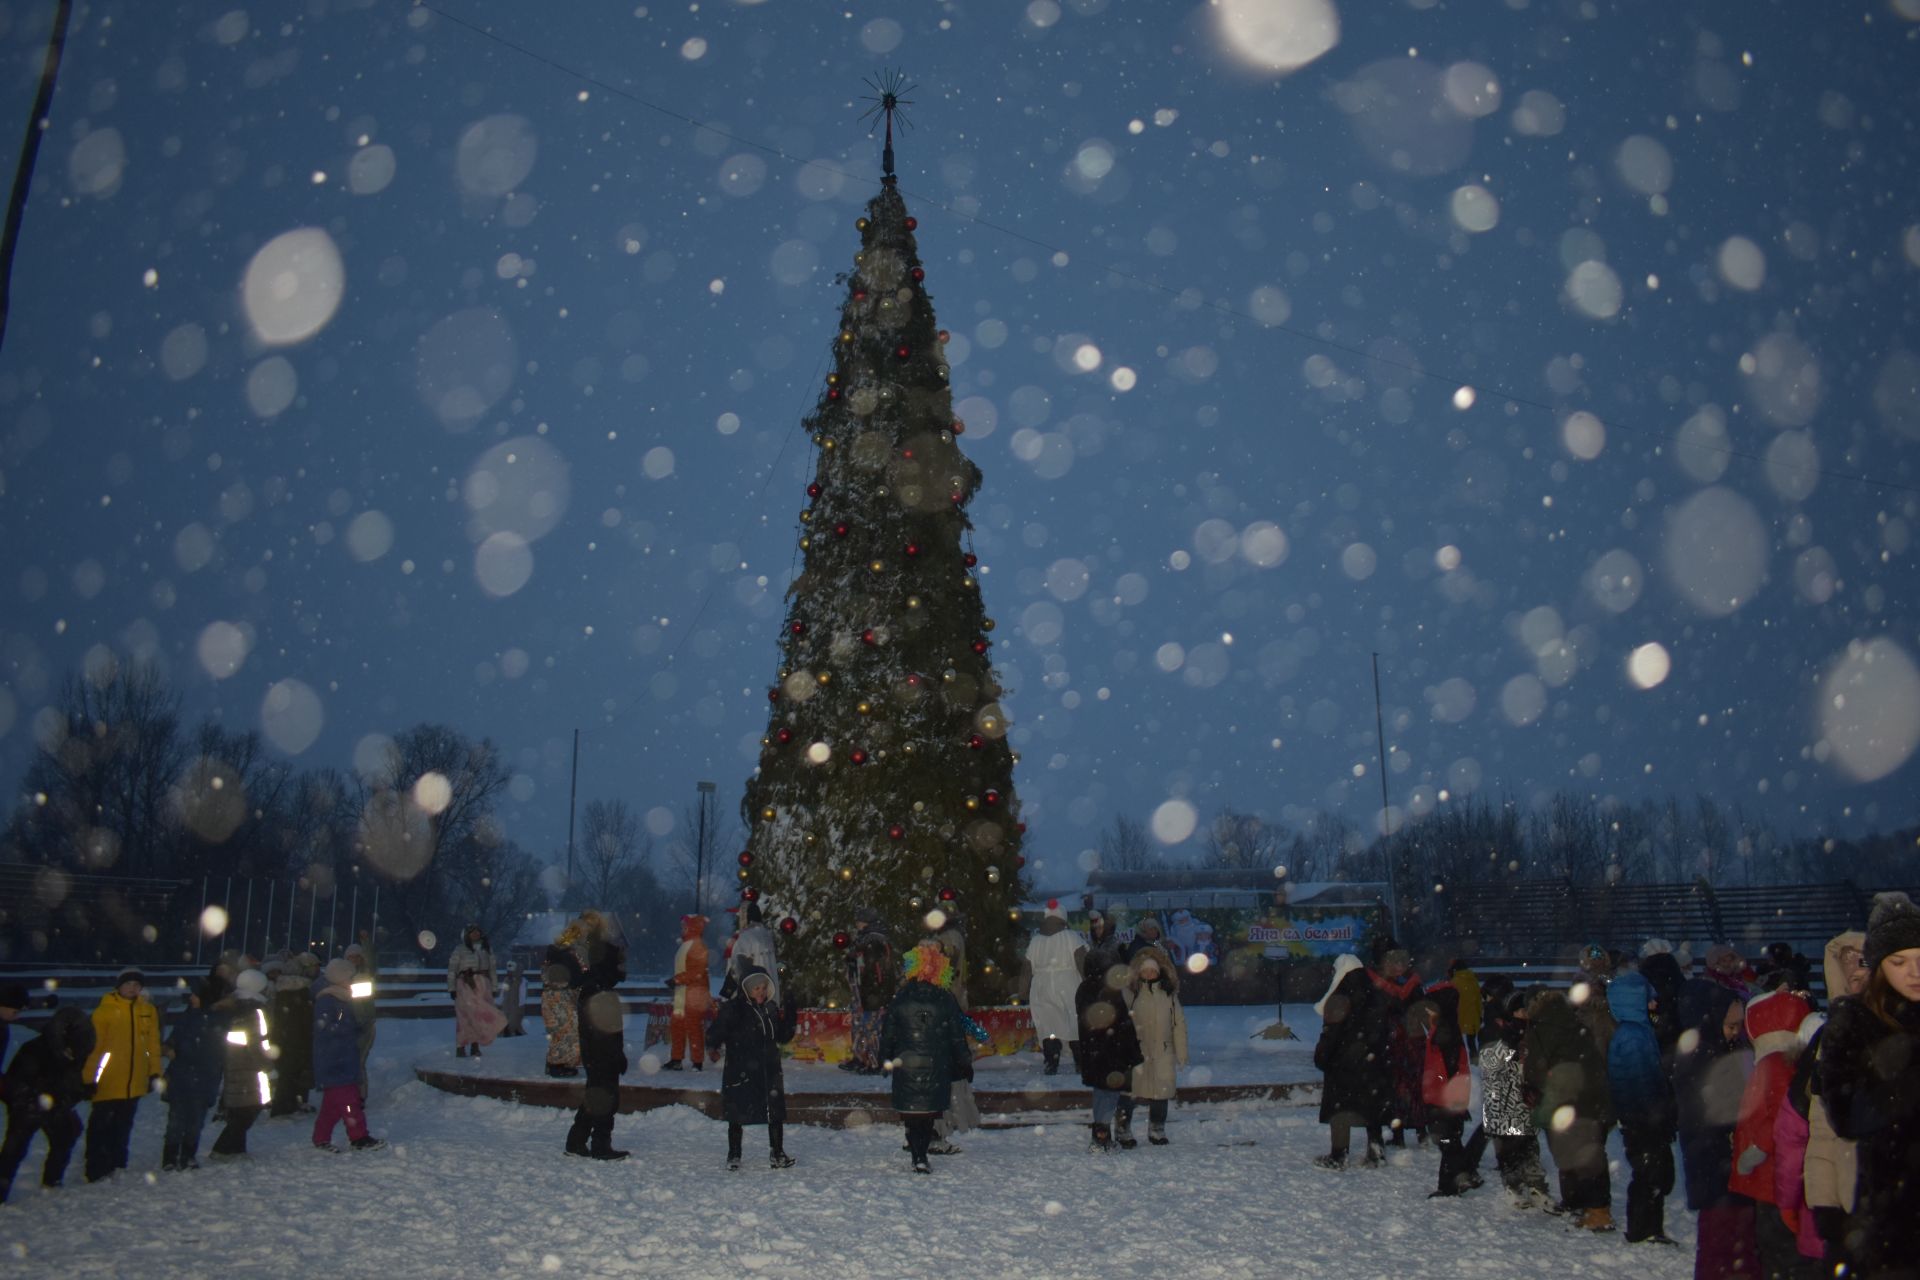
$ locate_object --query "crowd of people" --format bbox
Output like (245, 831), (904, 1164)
(4, 890), (1915, 1280)
(0, 933), (388, 1205)
(1308, 892), (1920, 1280)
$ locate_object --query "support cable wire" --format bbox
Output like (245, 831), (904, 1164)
(0, 0), (74, 355)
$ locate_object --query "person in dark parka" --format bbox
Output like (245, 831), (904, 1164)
(1075, 947), (1143, 1153)
(1607, 970), (1677, 1244)
(0, 1007), (94, 1203)
(1675, 977), (1758, 1280)
(705, 965), (797, 1170)
(565, 927), (630, 1160)
(161, 978), (232, 1171)
(1637, 944), (1688, 1056)
(1523, 986), (1616, 1231)
(1311, 954), (1393, 1169)
(1817, 891), (1920, 1279)
(879, 942), (971, 1174)
(1419, 982), (1483, 1197)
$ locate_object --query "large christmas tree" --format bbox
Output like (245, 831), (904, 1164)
(737, 82), (1026, 1006)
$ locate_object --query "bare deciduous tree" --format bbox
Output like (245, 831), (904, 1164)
(1096, 813), (1157, 871)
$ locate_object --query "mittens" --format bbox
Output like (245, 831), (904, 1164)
(1736, 1144), (1767, 1176)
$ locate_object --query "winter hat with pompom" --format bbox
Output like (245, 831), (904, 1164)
(1865, 892), (1920, 974)
(1044, 899), (1067, 923)
(235, 969), (269, 998)
(323, 958), (356, 987)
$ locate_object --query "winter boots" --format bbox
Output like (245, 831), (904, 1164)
(1113, 1115), (1138, 1150)
(1089, 1123), (1114, 1153)
(769, 1151), (795, 1169)
(1041, 1037), (1062, 1075)
(1579, 1207), (1616, 1232)
(1313, 1151), (1348, 1170)
(350, 1136), (386, 1152)
(662, 1059), (684, 1071)
(1147, 1123), (1169, 1146)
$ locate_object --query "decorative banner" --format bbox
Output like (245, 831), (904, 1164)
(787, 1005), (1036, 1063)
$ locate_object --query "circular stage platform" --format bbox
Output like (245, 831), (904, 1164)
(413, 1005), (1322, 1127)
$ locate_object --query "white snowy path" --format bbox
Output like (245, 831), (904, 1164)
(2, 1015), (1697, 1280)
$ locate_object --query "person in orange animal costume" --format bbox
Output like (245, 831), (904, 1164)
(665, 914), (710, 1070)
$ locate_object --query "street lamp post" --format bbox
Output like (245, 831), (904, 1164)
(695, 780), (717, 917)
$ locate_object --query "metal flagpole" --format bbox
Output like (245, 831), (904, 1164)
(193, 875), (209, 965)
(239, 879), (254, 961)
(261, 880), (276, 960)
(1371, 653), (1403, 939)
(326, 881), (340, 958)
(566, 728), (580, 885)
(220, 876), (233, 952)
(306, 882), (319, 953)
(348, 883), (359, 949)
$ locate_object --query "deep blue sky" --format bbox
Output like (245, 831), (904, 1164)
(1, 0), (1916, 889)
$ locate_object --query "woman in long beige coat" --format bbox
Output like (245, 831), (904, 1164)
(1117, 946), (1187, 1147)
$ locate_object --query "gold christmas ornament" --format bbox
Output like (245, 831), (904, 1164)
(982, 618), (996, 631)
(823, 439), (836, 450)
(965, 797), (980, 811)
(841, 868), (853, 881)
(906, 596), (921, 610)
(912, 800), (925, 812)
(857, 701), (872, 715)
(761, 807), (777, 821)
(870, 560), (885, 573)
(816, 672), (831, 686)
(799, 537), (811, 549)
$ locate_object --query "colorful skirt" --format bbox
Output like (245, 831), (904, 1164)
(542, 989), (581, 1067)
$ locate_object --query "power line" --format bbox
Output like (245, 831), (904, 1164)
(420, 2), (1920, 501)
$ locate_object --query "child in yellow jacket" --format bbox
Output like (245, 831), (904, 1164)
(81, 969), (163, 1182)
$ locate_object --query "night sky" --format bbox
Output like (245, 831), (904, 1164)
(1, 0), (1916, 890)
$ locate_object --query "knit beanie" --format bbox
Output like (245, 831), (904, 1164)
(1864, 892), (1920, 975)
(323, 958), (357, 986)
(1043, 899), (1067, 923)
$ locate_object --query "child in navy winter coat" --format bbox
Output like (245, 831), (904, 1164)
(1606, 971), (1677, 1244)
(161, 978), (231, 1171)
(312, 960), (382, 1152)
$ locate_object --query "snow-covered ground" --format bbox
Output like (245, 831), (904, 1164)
(2, 1013), (1697, 1279)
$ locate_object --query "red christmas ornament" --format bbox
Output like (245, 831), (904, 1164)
(776, 728), (794, 744)
(1017, 822), (1027, 834)
(983, 789), (1001, 807)
(971, 640), (988, 655)
(826, 387), (841, 400)
(779, 916), (798, 935)
(895, 345), (911, 360)
(901, 448), (914, 459)
(742, 887), (760, 903)
(911, 267), (925, 282)
(861, 628), (877, 646)
(938, 329), (950, 343)
(938, 888), (956, 903)
(849, 748), (868, 765)
(951, 419), (965, 435)
(834, 522), (850, 538)
(853, 288), (868, 301)
(906, 674), (922, 687)
(887, 824), (905, 841)
(950, 493), (965, 505)
(905, 543), (921, 558)
(807, 483), (822, 499)
(790, 621), (807, 635)
(962, 553), (978, 567)
(1016, 855), (1026, 868)
(833, 931), (851, 950)
(968, 734), (985, 750)
(905, 217), (918, 231)
(738, 851), (754, 868)
(767, 688), (781, 703)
